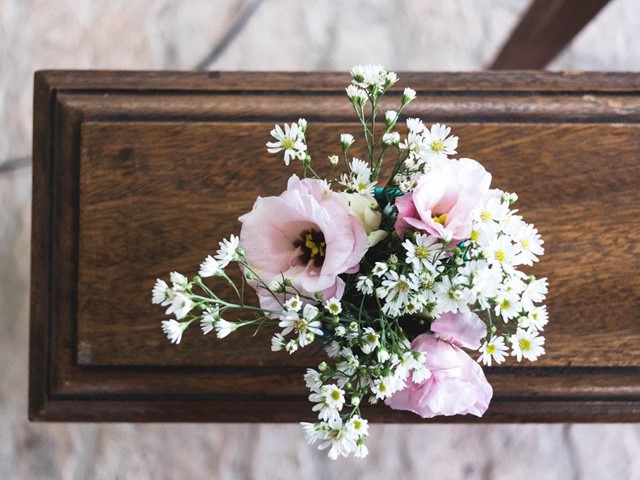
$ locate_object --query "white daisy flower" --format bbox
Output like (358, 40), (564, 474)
(511, 328), (545, 361)
(382, 131), (400, 145)
(372, 375), (400, 399)
(475, 193), (510, 225)
(377, 271), (418, 316)
(519, 305), (549, 331)
(325, 340), (342, 358)
(161, 319), (186, 345)
(215, 234), (240, 268)
(215, 319), (238, 339)
(403, 233), (442, 272)
(478, 335), (509, 366)
(346, 415), (369, 440)
(356, 276), (374, 295)
(279, 309), (323, 347)
(304, 369), (323, 392)
(423, 123), (458, 158)
(152, 279), (172, 305)
(340, 133), (355, 149)
(483, 234), (519, 270)
(310, 384), (346, 422)
(402, 87), (417, 104)
(199, 255), (223, 278)
(322, 420), (357, 460)
(170, 271), (189, 292)
(350, 64), (390, 90)
(372, 262), (389, 277)
(200, 308), (220, 335)
(521, 277), (548, 311)
(325, 298), (342, 315)
(385, 110), (397, 125)
(284, 295), (303, 312)
(360, 327), (380, 354)
(512, 222), (545, 266)
(494, 289), (521, 321)
(434, 276), (469, 313)
(165, 292), (193, 320)
(266, 122), (307, 166)
(336, 348), (360, 376)
(345, 85), (368, 106)
(349, 157), (372, 178)
(271, 332), (286, 351)
(405, 118), (425, 133)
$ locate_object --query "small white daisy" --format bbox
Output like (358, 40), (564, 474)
(360, 327), (380, 354)
(215, 319), (238, 339)
(165, 292), (193, 320)
(325, 298), (342, 315)
(478, 335), (509, 366)
(161, 319), (186, 345)
(199, 255), (223, 278)
(152, 279), (171, 305)
(511, 328), (546, 361)
(423, 123), (458, 158)
(266, 122), (307, 166)
(215, 234), (240, 268)
(402, 87), (417, 104)
(345, 85), (368, 106)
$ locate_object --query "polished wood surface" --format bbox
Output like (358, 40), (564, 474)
(30, 71), (640, 422)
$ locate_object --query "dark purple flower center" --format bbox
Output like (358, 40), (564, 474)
(293, 229), (326, 268)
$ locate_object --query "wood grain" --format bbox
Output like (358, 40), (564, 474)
(30, 71), (640, 422)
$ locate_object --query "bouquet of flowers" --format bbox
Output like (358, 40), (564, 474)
(152, 65), (548, 459)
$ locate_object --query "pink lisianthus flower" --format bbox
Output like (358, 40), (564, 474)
(395, 158), (491, 243)
(239, 174), (369, 311)
(385, 311), (492, 418)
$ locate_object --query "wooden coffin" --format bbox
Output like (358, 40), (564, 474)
(30, 71), (640, 422)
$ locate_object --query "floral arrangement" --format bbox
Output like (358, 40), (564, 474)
(152, 65), (548, 459)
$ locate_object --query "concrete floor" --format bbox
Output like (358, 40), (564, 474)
(2, 1), (640, 478)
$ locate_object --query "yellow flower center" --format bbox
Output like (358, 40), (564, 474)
(480, 211), (492, 222)
(521, 239), (530, 249)
(431, 140), (444, 152)
(281, 138), (295, 150)
(415, 246), (429, 259)
(486, 344), (497, 355)
(294, 319), (308, 332)
(519, 338), (531, 351)
(500, 299), (510, 310)
(331, 390), (342, 401)
(495, 250), (506, 262)
(470, 229), (480, 242)
(433, 213), (448, 225)
(305, 233), (326, 258)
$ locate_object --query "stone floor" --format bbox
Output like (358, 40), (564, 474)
(2, 0), (640, 478)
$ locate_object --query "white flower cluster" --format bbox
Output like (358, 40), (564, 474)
(152, 65), (548, 460)
(356, 191), (547, 366)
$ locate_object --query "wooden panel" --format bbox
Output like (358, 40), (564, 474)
(30, 71), (640, 422)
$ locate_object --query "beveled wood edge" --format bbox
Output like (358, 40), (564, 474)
(30, 71), (640, 422)
(30, 397), (640, 423)
(35, 70), (640, 93)
(29, 72), (54, 421)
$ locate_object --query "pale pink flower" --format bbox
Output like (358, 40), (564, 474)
(395, 158), (491, 243)
(239, 175), (369, 311)
(385, 320), (492, 418)
(431, 310), (487, 350)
